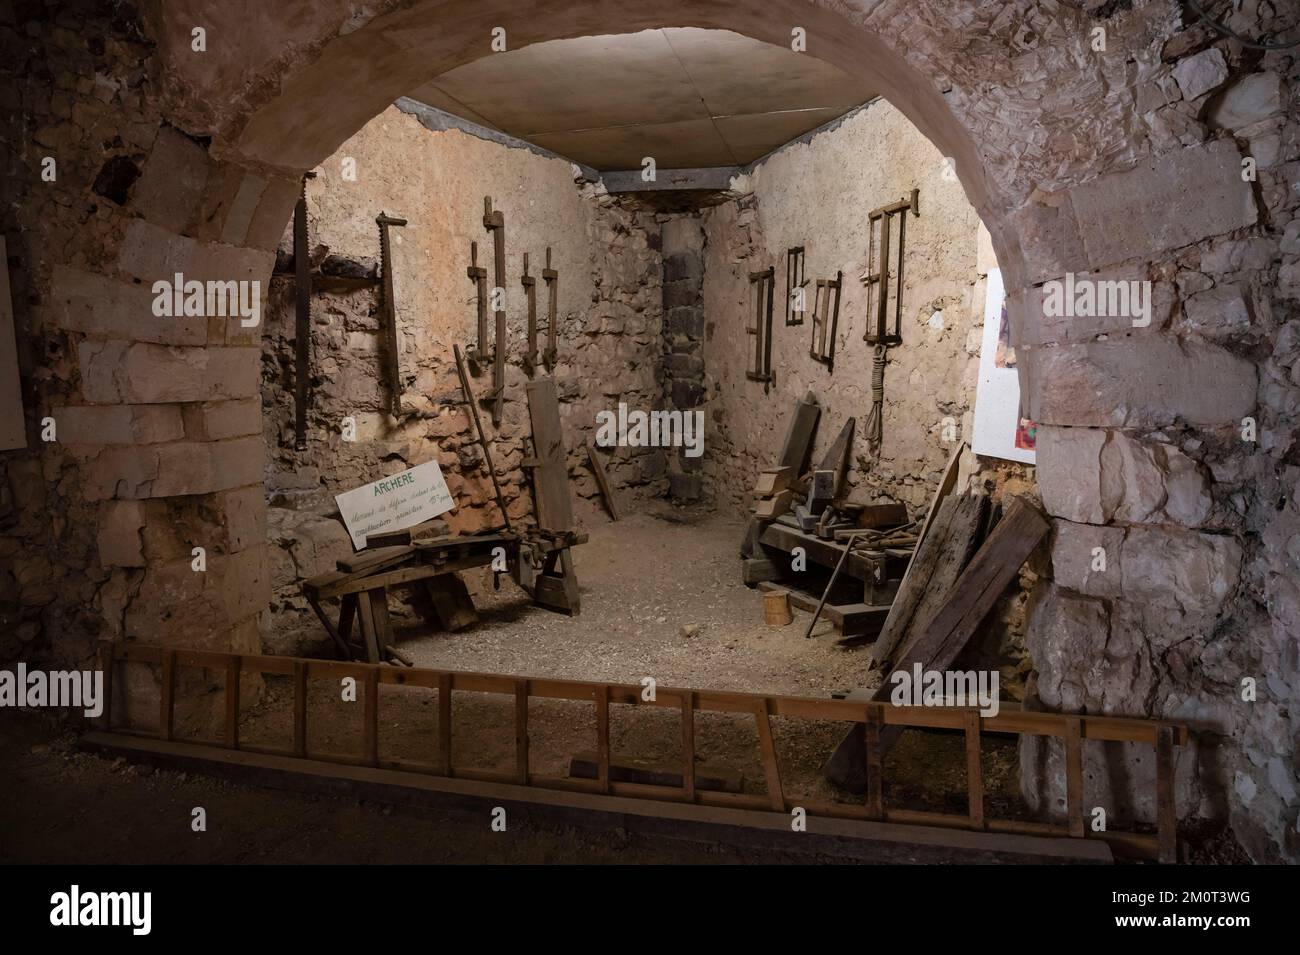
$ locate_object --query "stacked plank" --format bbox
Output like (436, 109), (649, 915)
(752, 466), (793, 519)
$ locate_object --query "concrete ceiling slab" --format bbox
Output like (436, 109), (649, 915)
(405, 27), (874, 170)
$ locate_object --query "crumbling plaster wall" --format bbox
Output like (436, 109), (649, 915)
(699, 99), (997, 514)
(3, 0), (1298, 861)
(260, 105), (665, 610)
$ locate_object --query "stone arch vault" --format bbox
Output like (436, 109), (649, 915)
(3, 0), (1297, 860)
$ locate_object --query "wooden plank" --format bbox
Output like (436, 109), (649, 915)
(438, 673), (453, 777)
(825, 497), (1048, 792)
(965, 710), (984, 829)
(1065, 716), (1085, 837)
(586, 438), (621, 521)
(759, 521), (907, 582)
(224, 656), (241, 750)
(752, 702), (785, 811)
(1156, 723), (1177, 864)
(336, 545), (416, 575)
(423, 573), (479, 631)
(568, 751), (742, 793)
(756, 581), (889, 635)
(515, 679), (529, 784)
(871, 491), (986, 668)
(160, 650), (175, 741)
(318, 563), (450, 600)
(293, 661), (308, 758)
(525, 377), (574, 533)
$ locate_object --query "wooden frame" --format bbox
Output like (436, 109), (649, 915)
(746, 266), (775, 392)
(810, 270), (841, 371)
(784, 246), (806, 326)
(100, 642), (1187, 862)
(862, 189), (919, 347)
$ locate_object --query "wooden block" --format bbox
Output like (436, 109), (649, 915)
(423, 573), (479, 632)
(741, 392), (818, 557)
(809, 469), (836, 506)
(753, 489), (792, 519)
(763, 590), (794, 627)
(742, 557), (786, 586)
(855, 503), (910, 529)
(754, 466), (793, 497)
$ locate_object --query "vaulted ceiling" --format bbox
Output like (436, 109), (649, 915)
(406, 28), (876, 170)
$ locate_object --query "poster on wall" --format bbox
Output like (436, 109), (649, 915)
(334, 459), (455, 549)
(971, 267), (1036, 464)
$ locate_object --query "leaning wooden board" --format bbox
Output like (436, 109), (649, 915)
(526, 378), (574, 533)
(823, 497), (1049, 793)
(740, 391), (820, 558)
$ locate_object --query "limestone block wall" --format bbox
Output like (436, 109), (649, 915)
(260, 106), (665, 607)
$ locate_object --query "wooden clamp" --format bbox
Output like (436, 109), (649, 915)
(541, 246), (558, 370)
(465, 240), (489, 372)
(482, 196), (506, 426)
(521, 252), (539, 374)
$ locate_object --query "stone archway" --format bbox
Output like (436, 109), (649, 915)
(7, 1), (1295, 860)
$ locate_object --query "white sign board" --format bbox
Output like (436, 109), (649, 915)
(972, 268), (1037, 464)
(334, 460), (454, 549)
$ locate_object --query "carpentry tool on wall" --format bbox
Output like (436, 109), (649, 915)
(465, 241), (489, 373)
(376, 210), (407, 417)
(809, 270), (842, 372)
(482, 196), (507, 426)
(785, 246), (807, 326)
(861, 188), (919, 454)
(541, 246), (558, 370)
(746, 265), (775, 393)
(292, 172), (316, 450)
(453, 344), (512, 534)
(521, 252), (539, 374)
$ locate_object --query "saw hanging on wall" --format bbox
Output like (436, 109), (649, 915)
(860, 187), (919, 454)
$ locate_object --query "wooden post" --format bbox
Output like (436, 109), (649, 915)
(753, 701), (785, 811)
(293, 661), (308, 758)
(964, 710), (984, 829)
(160, 649), (175, 741)
(363, 667), (380, 767)
(224, 655), (241, 750)
(1156, 724), (1178, 864)
(763, 589), (793, 627)
(1065, 717), (1085, 838)
(514, 679), (529, 785)
(864, 706), (883, 820)
(595, 684), (611, 794)
(680, 690), (696, 803)
(438, 672), (453, 777)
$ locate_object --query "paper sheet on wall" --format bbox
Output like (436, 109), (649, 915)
(334, 459), (454, 550)
(971, 268), (1036, 464)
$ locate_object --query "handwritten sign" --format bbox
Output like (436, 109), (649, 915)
(334, 460), (454, 549)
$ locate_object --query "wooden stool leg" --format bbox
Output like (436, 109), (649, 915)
(356, 591), (382, 664)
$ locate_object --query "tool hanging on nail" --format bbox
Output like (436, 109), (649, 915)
(541, 246), (558, 371)
(482, 196), (506, 427)
(376, 211), (408, 418)
(521, 252), (539, 374)
(745, 266), (775, 392)
(861, 188), (919, 454)
(810, 270), (842, 372)
(785, 246), (807, 326)
(465, 240), (489, 374)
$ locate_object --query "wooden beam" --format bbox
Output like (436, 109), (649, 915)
(586, 438), (621, 521)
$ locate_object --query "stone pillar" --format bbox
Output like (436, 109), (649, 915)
(660, 215), (707, 501)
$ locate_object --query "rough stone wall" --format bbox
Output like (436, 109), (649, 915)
(700, 100), (994, 515)
(260, 106), (664, 610)
(3, 0), (1298, 861)
(660, 215), (708, 501)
